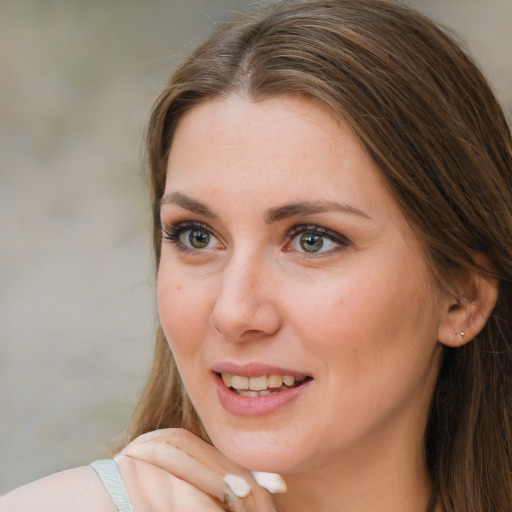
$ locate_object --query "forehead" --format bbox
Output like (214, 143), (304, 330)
(165, 95), (382, 206)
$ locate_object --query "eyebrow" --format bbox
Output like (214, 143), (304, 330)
(159, 192), (370, 222)
(159, 192), (218, 218)
(264, 201), (371, 223)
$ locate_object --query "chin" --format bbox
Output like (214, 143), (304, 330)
(208, 426), (308, 473)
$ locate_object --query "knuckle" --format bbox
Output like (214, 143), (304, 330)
(165, 427), (195, 444)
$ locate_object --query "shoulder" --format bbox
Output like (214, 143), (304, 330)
(1, 459), (224, 512)
(0, 466), (116, 512)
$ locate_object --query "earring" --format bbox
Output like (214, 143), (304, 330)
(453, 331), (465, 338)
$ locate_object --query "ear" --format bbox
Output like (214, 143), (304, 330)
(438, 253), (499, 347)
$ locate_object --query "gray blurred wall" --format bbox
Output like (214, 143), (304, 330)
(0, 0), (510, 493)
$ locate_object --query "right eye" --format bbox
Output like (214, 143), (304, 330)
(162, 222), (222, 251)
(284, 224), (349, 257)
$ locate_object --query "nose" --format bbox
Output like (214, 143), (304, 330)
(209, 251), (282, 343)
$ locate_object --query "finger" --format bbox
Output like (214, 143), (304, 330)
(127, 429), (281, 508)
(119, 444), (226, 504)
(224, 474), (251, 498)
(115, 454), (228, 512)
(120, 429), (279, 512)
(251, 472), (288, 495)
(123, 429), (247, 476)
(119, 448), (247, 512)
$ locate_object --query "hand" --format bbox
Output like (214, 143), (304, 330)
(116, 428), (283, 512)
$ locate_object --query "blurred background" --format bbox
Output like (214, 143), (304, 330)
(0, 0), (510, 493)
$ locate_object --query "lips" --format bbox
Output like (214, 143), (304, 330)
(211, 363), (313, 415)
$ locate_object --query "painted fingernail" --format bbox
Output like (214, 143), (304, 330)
(252, 471), (288, 494)
(224, 474), (251, 498)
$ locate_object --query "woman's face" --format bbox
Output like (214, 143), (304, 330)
(157, 95), (449, 475)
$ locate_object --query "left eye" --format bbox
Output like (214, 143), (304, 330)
(162, 221), (222, 252)
(179, 228), (221, 249)
(287, 226), (347, 254)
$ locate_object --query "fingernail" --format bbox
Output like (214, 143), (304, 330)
(224, 474), (251, 498)
(251, 472), (288, 494)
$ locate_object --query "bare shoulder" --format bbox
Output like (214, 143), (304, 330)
(1, 458), (226, 512)
(0, 466), (116, 512)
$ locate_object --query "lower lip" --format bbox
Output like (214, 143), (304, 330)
(214, 374), (312, 417)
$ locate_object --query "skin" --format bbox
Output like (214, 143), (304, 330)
(1, 94), (498, 512)
(156, 94), (453, 511)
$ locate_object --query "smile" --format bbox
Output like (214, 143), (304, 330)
(213, 368), (314, 416)
(220, 373), (309, 397)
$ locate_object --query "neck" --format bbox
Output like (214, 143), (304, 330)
(276, 461), (433, 512)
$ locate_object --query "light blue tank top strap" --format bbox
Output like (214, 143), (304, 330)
(90, 459), (135, 512)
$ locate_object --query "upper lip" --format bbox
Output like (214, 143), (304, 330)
(211, 362), (311, 378)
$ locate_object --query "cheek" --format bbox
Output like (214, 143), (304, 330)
(157, 264), (213, 357)
(335, 270), (440, 412)
(285, 255), (439, 378)
(292, 264), (440, 437)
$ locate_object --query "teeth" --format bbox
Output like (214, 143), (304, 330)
(231, 375), (249, 390)
(249, 375), (268, 391)
(243, 391), (261, 397)
(236, 389), (272, 397)
(221, 372), (308, 393)
(283, 375), (295, 386)
(221, 373), (232, 387)
(268, 375), (283, 388)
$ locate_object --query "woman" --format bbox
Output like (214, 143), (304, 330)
(2, 0), (511, 511)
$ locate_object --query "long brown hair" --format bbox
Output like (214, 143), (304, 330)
(125, 1), (512, 510)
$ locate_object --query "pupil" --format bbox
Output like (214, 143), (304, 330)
(189, 229), (210, 248)
(300, 233), (323, 252)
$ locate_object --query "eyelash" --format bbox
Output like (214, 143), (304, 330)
(161, 221), (218, 253)
(161, 221), (349, 256)
(285, 224), (349, 257)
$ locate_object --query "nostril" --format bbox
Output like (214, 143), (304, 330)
(239, 328), (266, 340)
